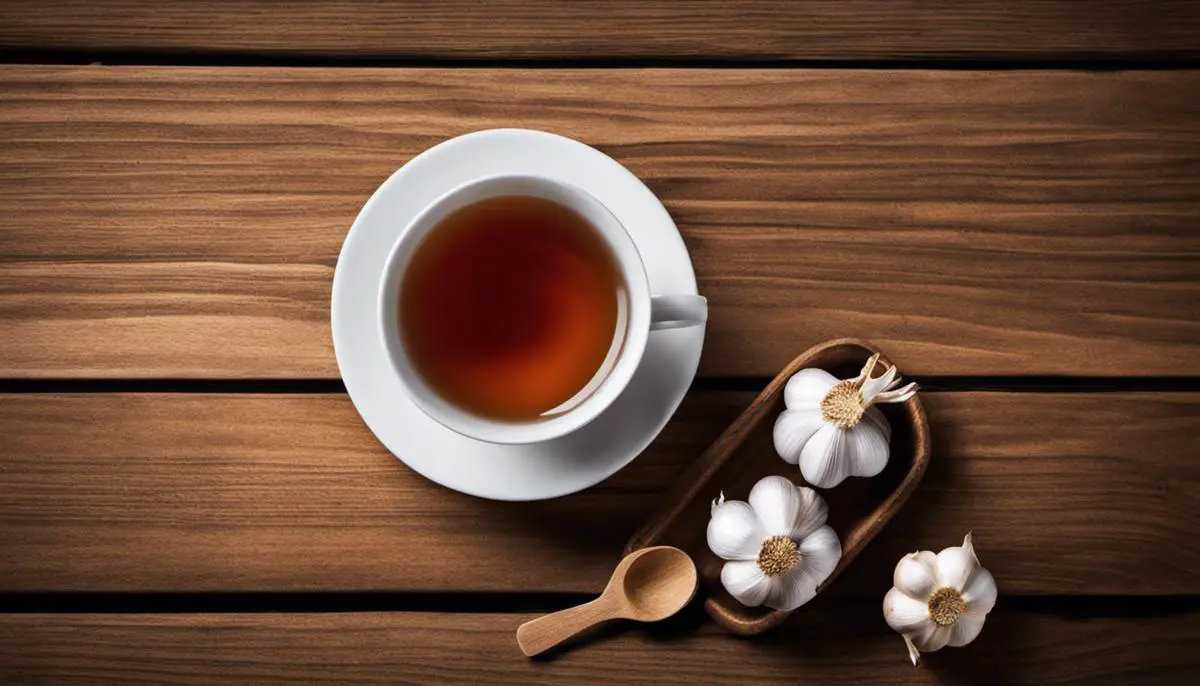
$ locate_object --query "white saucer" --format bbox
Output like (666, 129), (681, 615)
(331, 129), (705, 501)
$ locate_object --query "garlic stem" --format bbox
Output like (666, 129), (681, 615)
(874, 382), (919, 405)
(711, 491), (726, 513)
(819, 354), (918, 429)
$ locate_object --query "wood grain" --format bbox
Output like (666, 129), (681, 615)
(0, 1), (1197, 61)
(1, 607), (1196, 684)
(2, 67), (1198, 378)
(0, 391), (1195, 594)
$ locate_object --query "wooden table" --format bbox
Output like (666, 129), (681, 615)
(1, 2), (1198, 683)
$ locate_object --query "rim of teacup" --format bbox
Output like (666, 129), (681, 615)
(377, 173), (653, 445)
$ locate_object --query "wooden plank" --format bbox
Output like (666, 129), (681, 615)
(0, 607), (1196, 684)
(0, 1), (1198, 61)
(0, 391), (1195, 594)
(2, 67), (1198, 378)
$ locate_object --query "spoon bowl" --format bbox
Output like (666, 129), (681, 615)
(516, 546), (697, 657)
(619, 547), (698, 620)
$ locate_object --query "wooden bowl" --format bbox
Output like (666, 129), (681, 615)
(625, 338), (930, 635)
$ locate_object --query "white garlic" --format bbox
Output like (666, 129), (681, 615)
(883, 533), (997, 665)
(706, 475), (842, 611)
(773, 353), (917, 489)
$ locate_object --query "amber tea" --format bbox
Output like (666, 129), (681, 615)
(399, 195), (627, 421)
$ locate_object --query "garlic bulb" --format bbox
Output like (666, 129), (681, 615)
(773, 353), (917, 489)
(883, 533), (997, 665)
(706, 475), (842, 611)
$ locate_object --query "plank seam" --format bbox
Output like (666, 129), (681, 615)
(2, 49), (1200, 70)
(1, 592), (1197, 616)
(2, 378), (1200, 394)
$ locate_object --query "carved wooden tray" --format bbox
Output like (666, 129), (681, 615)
(625, 338), (930, 635)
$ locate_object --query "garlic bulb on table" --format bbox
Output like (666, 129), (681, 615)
(883, 533), (997, 665)
(773, 353), (917, 489)
(706, 475), (842, 611)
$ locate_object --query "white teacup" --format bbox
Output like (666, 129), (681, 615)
(378, 174), (707, 445)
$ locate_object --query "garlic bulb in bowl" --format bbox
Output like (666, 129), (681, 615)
(773, 353), (917, 489)
(883, 533), (997, 665)
(706, 475), (842, 611)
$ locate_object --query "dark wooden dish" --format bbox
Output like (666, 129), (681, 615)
(625, 338), (930, 635)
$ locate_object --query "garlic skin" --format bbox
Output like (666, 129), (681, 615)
(883, 533), (997, 665)
(773, 354), (917, 489)
(706, 475), (842, 611)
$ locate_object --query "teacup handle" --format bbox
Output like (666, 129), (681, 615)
(650, 294), (708, 331)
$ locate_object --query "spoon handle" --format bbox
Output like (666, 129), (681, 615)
(516, 596), (617, 657)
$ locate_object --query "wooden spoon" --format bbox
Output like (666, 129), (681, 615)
(516, 546), (698, 657)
